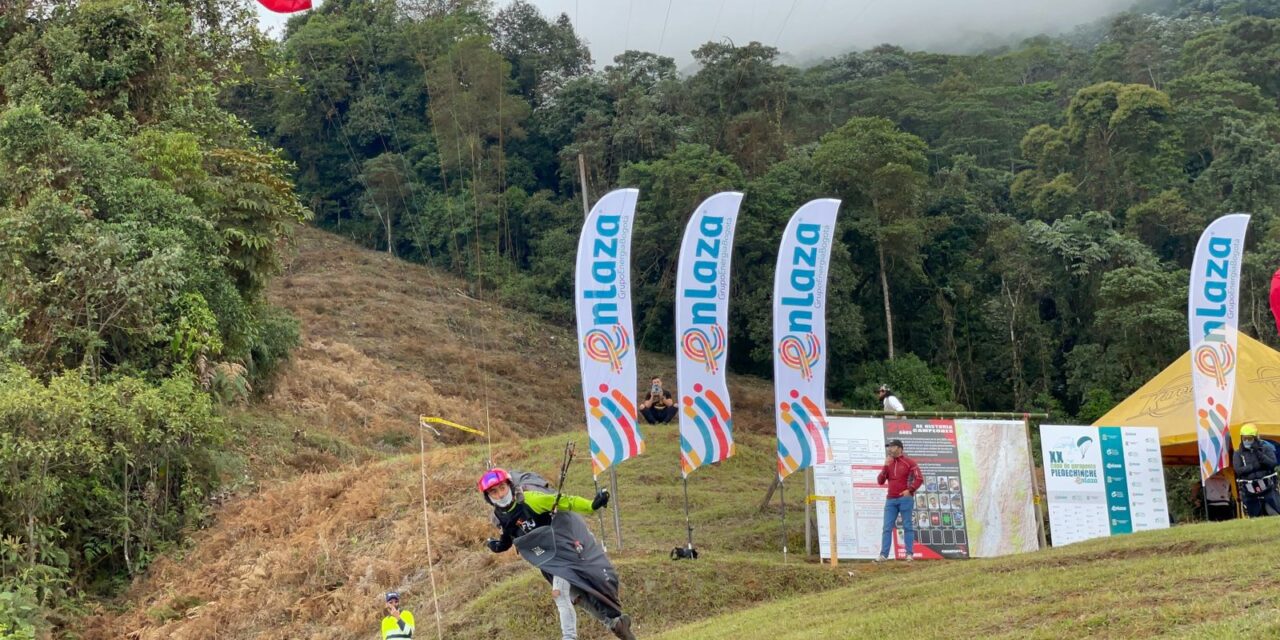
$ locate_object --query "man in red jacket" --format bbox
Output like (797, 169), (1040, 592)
(875, 438), (923, 562)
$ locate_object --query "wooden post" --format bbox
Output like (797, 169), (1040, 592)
(577, 153), (590, 216)
(759, 477), (780, 512)
(806, 495), (837, 568)
(1024, 418), (1049, 549)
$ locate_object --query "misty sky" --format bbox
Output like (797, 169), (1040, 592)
(256, 0), (1138, 67)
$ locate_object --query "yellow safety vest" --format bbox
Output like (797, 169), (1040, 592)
(381, 611), (415, 639)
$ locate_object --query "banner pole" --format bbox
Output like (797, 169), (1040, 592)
(610, 466), (623, 551)
(593, 477), (608, 552)
(682, 476), (695, 552)
(780, 478), (788, 563)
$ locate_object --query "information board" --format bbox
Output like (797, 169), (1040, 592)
(1041, 424), (1169, 546)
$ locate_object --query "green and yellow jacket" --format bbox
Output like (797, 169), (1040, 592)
(489, 490), (595, 550)
(380, 611), (414, 639)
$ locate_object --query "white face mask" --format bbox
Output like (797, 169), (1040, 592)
(492, 491), (513, 508)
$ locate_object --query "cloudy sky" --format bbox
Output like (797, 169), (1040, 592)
(256, 0), (1137, 67)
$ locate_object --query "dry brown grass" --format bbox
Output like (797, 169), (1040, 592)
(77, 226), (785, 639)
(82, 446), (505, 640)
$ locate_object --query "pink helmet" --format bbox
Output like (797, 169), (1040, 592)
(477, 468), (511, 493)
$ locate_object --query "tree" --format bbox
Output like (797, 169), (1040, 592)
(1013, 82), (1183, 217)
(685, 41), (792, 175)
(491, 0), (591, 106)
(814, 117), (929, 360)
(0, 3), (302, 630)
(1185, 16), (1280, 98)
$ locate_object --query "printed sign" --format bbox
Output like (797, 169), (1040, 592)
(1041, 424), (1169, 546)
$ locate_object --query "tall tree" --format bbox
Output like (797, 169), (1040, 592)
(814, 117), (929, 359)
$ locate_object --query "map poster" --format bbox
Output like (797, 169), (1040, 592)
(813, 417), (886, 559)
(885, 419), (968, 559)
(1041, 425), (1169, 546)
(954, 420), (1039, 557)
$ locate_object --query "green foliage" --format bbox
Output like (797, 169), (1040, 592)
(847, 354), (961, 412)
(0, 582), (40, 640)
(0, 367), (224, 604)
(0, 1), (305, 383)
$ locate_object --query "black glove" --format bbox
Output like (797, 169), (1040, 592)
(486, 538), (504, 553)
(592, 489), (610, 511)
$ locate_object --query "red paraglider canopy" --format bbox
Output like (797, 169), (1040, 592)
(1270, 268), (1280, 338)
(257, 0), (312, 13)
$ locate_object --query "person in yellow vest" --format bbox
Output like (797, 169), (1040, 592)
(380, 592), (414, 639)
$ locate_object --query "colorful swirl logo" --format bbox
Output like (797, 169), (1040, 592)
(1197, 395), (1231, 479)
(679, 382), (733, 475)
(681, 326), (726, 374)
(778, 333), (821, 381)
(776, 389), (830, 477)
(1194, 342), (1235, 390)
(584, 324), (631, 373)
(587, 383), (643, 475)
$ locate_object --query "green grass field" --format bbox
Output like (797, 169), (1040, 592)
(650, 519), (1280, 639)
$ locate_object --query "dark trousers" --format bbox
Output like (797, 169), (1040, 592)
(1243, 489), (1280, 518)
(640, 405), (678, 424)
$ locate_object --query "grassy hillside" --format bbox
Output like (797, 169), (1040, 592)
(80, 427), (843, 639)
(654, 519), (1280, 640)
(262, 225), (777, 451)
(76, 226), (806, 639)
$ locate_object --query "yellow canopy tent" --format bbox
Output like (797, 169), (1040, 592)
(1093, 333), (1280, 465)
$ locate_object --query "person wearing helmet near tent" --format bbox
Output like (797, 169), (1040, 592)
(1233, 424), (1279, 518)
(478, 468), (636, 640)
(877, 384), (905, 413)
(380, 592), (414, 640)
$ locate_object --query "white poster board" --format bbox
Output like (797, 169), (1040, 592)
(813, 417), (886, 560)
(1041, 424), (1169, 546)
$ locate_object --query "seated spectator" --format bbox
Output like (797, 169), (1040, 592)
(1191, 472), (1235, 522)
(638, 376), (677, 425)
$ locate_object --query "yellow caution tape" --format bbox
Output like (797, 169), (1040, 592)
(420, 416), (487, 436)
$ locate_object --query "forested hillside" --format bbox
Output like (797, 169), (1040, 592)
(242, 0), (1280, 419)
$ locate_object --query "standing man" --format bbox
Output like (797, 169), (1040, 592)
(639, 375), (678, 424)
(1234, 424), (1279, 517)
(877, 384), (905, 413)
(875, 438), (922, 562)
(479, 468), (636, 640)
(380, 592), (414, 640)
